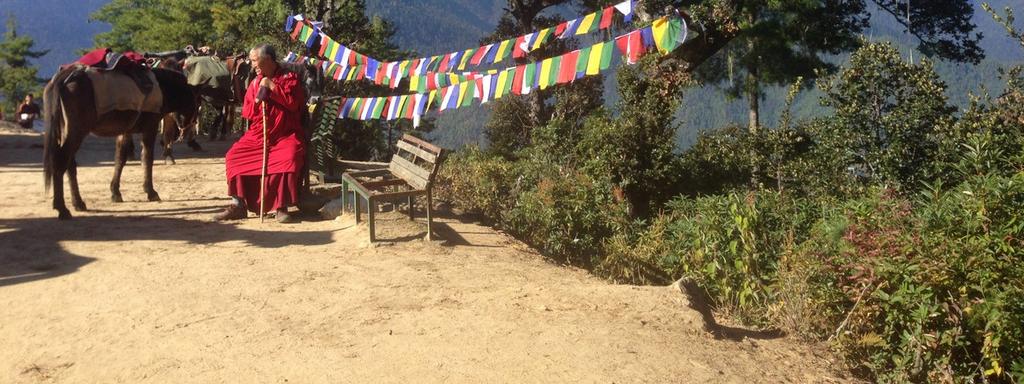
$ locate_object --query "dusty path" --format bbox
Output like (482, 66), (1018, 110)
(0, 126), (851, 383)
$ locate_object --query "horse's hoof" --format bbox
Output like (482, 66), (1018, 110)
(148, 193), (162, 202)
(57, 209), (73, 220)
(165, 158), (176, 166)
(73, 201), (88, 212)
(112, 195), (123, 203)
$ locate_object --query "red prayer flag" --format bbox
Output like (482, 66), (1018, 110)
(599, 7), (615, 30)
(318, 37), (329, 57)
(511, 65), (526, 95)
(291, 21), (304, 40)
(558, 50), (580, 84)
(513, 35), (527, 59)
(438, 53), (452, 72)
(555, 22), (568, 37)
(615, 30), (646, 64)
(470, 45), (490, 66)
(426, 74), (438, 90)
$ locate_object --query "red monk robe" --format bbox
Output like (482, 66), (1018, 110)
(225, 69), (306, 214)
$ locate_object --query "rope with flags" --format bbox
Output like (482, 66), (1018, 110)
(288, 2), (689, 127)
(285, 1), (637, 87)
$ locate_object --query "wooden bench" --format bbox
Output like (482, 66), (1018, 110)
(341, 135), (446, 242)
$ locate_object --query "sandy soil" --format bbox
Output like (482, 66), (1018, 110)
(0, 125), (854, 383)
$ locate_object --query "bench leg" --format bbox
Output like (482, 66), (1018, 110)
(367, 197), (376, 242)
(408, 196), (415, 221)
(426, 190), (433, 241)
(341, 180), (348, 214)
(354, 192), (361, 224)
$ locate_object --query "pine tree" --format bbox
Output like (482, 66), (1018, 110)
(0, 15), (47, 114)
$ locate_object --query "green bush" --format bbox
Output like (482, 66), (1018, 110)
(437, 145), (628, 267)
(435, 146), (518, 221)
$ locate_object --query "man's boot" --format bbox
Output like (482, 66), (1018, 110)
(214, 201), (248, 221)
(275, 208), (297, 224)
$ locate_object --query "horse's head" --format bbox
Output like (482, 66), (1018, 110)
(278, 60), (325, 107)
(152, 68), (200, 134)
(302, 59), (325, 106)
(226, 54), (253, 103)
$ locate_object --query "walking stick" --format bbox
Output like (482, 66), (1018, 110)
(259, 101), (269, 223)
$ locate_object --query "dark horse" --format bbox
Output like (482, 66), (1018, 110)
(43, 66), (199, 219)
(147, 56), (209, 165)
(145, 48), (254, 164)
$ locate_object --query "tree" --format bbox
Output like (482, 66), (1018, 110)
(817, 41), (956, 192)
(653, 0), (982, 133)
(481, 0), (609, 157)
(0, 15), (47, 113)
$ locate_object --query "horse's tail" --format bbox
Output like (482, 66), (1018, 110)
(43, 69), (74, 195)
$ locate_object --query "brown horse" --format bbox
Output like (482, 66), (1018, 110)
(43, 66), (199, 219)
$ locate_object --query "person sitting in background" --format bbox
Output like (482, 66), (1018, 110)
(16, 94), (40, 129)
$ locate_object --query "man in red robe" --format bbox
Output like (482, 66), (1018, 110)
(214, 44), (305, 223)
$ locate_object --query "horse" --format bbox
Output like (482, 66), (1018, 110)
(43, 66), (199, 219)
(146, 56), (204, 165)
(145, 48), (254, 147)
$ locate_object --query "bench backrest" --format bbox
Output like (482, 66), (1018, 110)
(389, 134), (445, 190)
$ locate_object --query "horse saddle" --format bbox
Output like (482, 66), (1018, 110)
(72, 48), (154, 95)
(83, 68), (164, 118)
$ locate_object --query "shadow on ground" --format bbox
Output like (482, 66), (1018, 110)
(0, 213), (337, 288)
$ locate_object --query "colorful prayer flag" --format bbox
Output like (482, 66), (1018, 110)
(576, 12), (598, 35)
(512, 65), (525, 95)
(538, 58), (553, 90)
(522, 62), (537, 94)
(614, 0), (635, 23)
(561, 18), (581, 38)
(586, 42), (605, 75)
(531, 28), (552, 51)
(558, 50), (579, 84)
(652, 17), (686, 54)
(494, 39), (514, 63)
(599, 6), (615, 30)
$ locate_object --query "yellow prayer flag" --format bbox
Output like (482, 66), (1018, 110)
(577, 12), (597, 35)
(652, 16), (670, 54)
(586, 42), (604, 75)
(456, 83), (469, 105)
(532, 28), (552, 51)
(538, 58), (553, 90)
(409, 76), (420, 92)
(495, 69), (509, 99)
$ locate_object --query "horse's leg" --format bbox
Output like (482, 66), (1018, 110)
(141, 125), (161, 202)
(68, 158), (88, 212)
(161, 117), (176, 165)
(111, 134), (130, 203)
(209, 108), (224, 141)
(218, 105), (229, 139)
(223, 103), (234, 140)
(55, 133), (88, 219)
(51, 146), (72, 220)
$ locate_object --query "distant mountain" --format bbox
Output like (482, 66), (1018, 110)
(371, 0), (1024, 148)
(1, 0), (110, 76)
(5, 0), (1022, 148)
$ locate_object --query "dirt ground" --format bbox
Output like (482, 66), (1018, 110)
(0, 124), (854, 383)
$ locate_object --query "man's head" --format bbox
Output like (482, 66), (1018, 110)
(24, 94), (33, 103)
(249, 44), (279, 77)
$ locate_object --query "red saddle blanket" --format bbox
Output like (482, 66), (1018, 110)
(72, 48), (147, 71)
